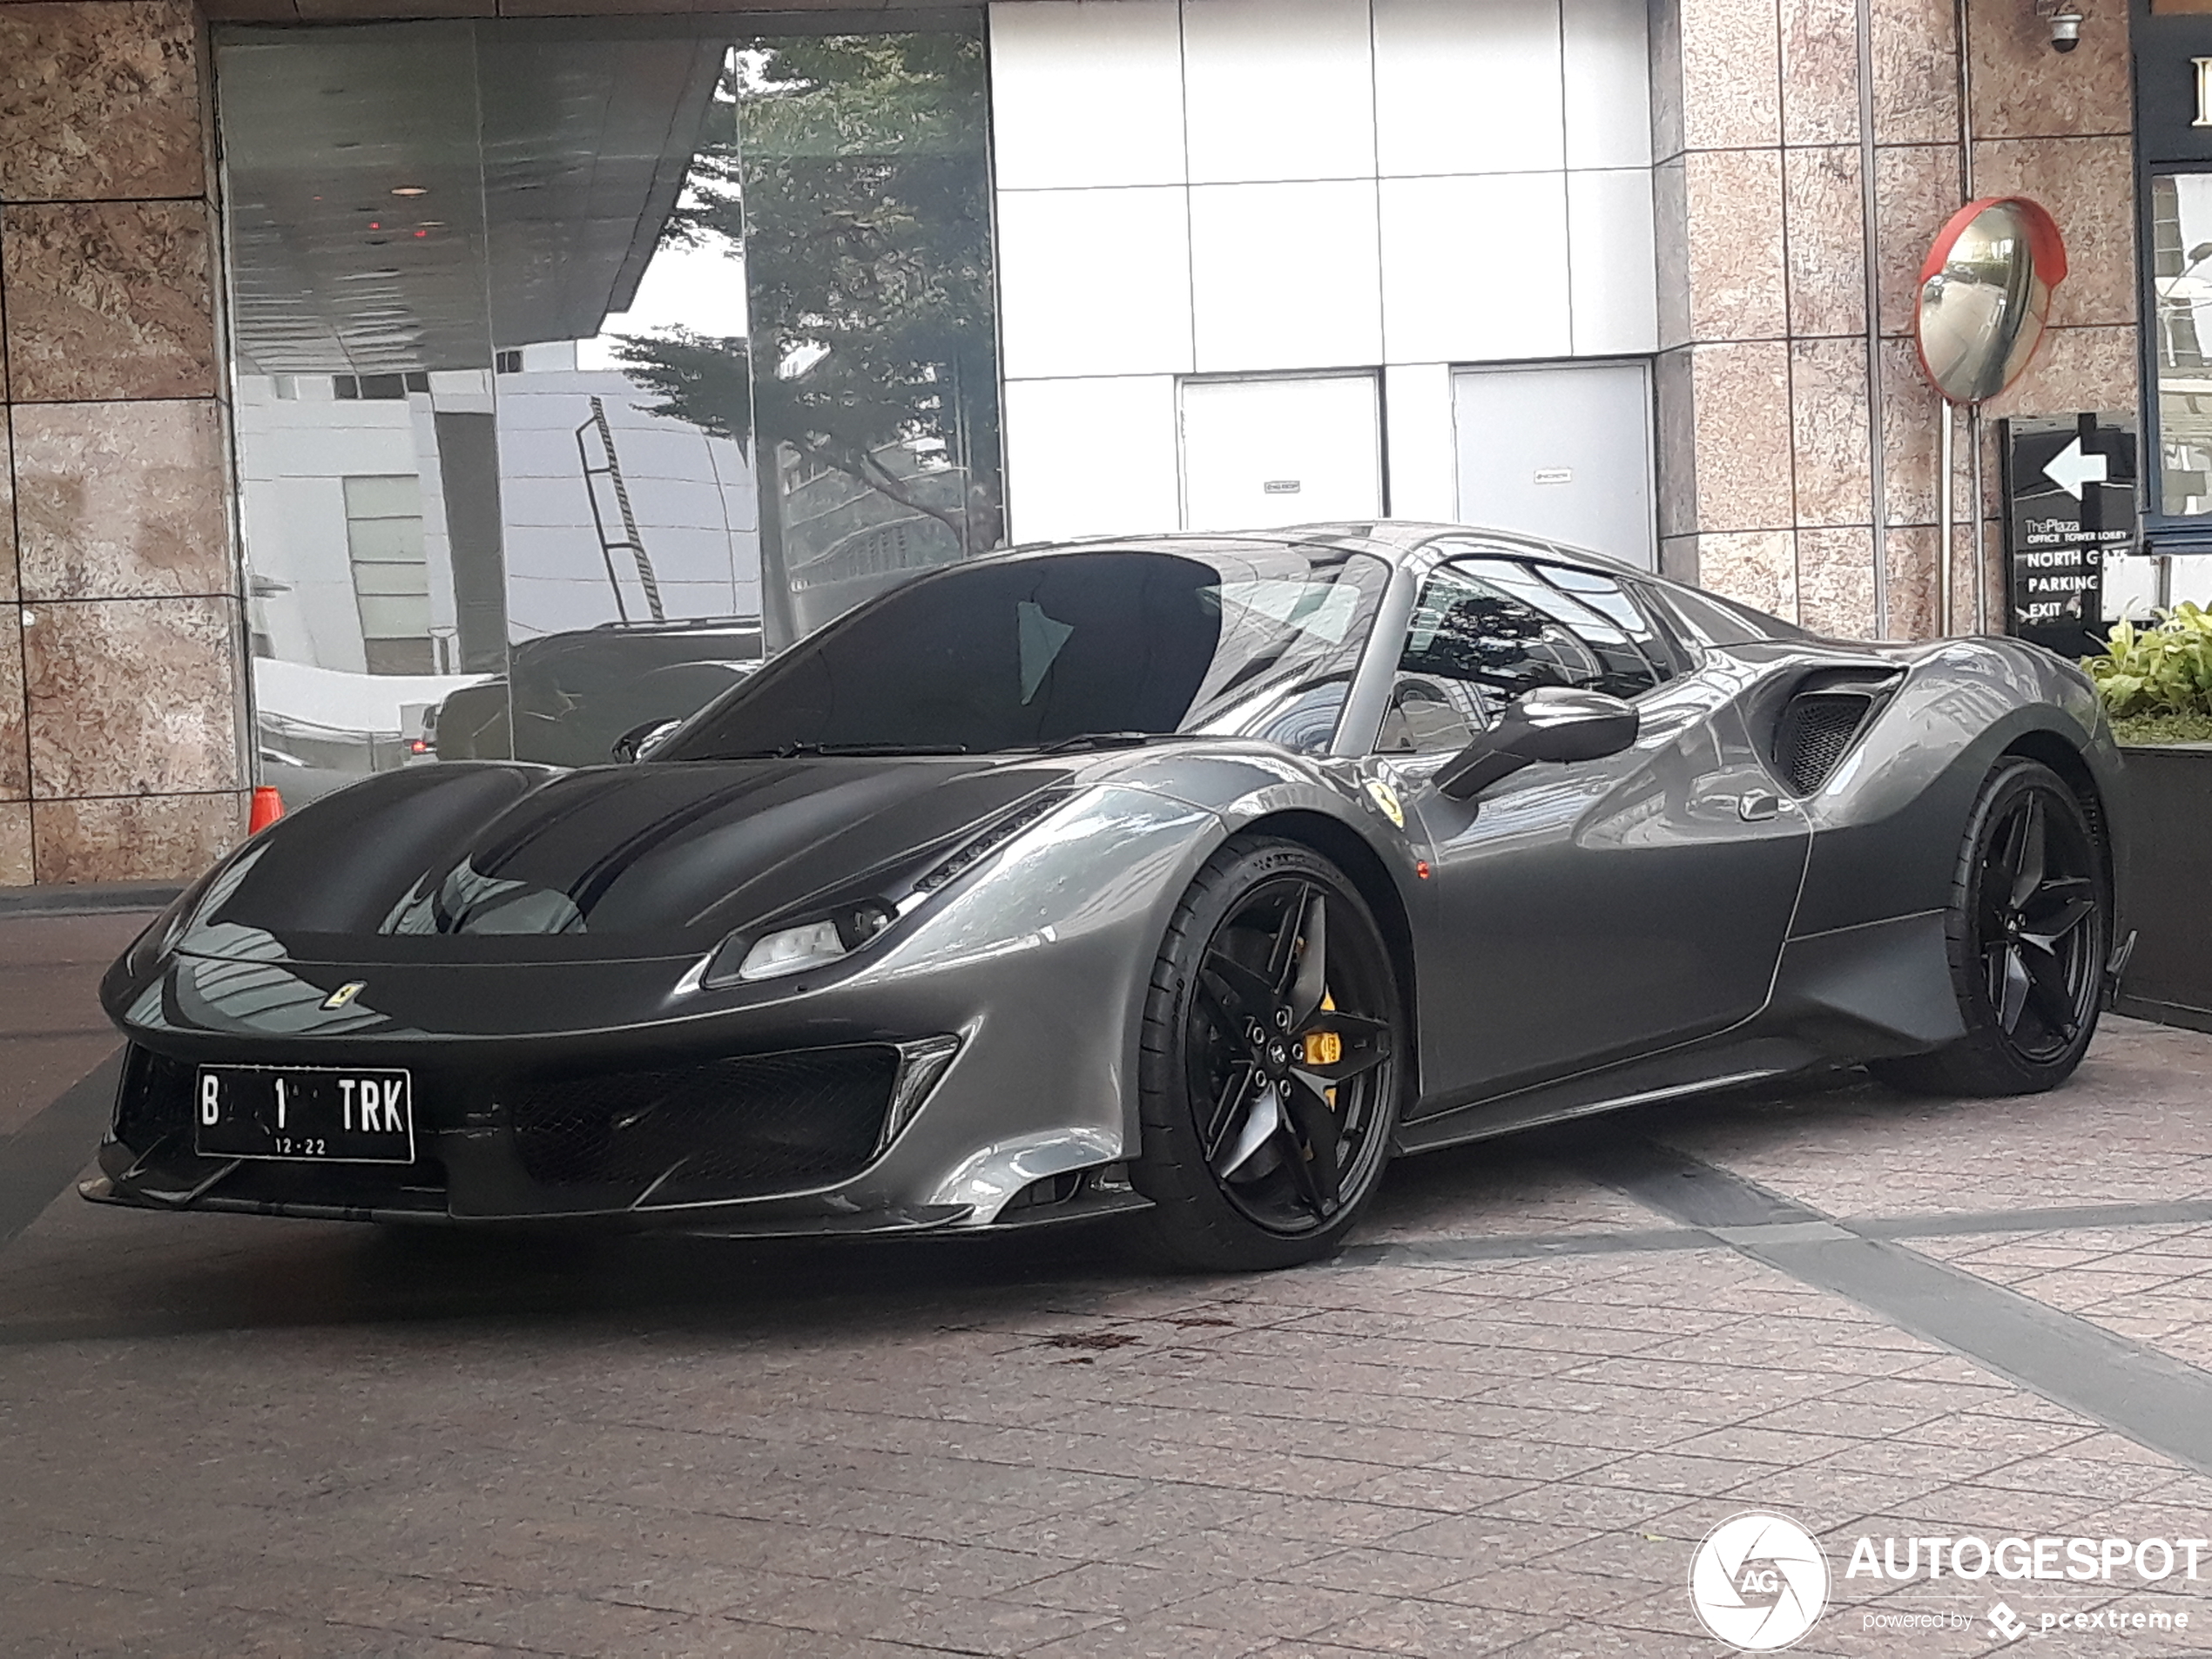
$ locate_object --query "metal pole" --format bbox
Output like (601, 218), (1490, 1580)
(1939, 399), (1956, 635)
(1856, 0), (1889, 637)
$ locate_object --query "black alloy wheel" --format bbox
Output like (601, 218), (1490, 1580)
(1131, 836), (1403, 1270)
(1871, 758), (2107, 1097)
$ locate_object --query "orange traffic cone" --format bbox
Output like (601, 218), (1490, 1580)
(248, 786), (285, 833)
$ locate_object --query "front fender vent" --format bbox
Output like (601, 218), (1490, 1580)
(1775, 693), (1875, 795)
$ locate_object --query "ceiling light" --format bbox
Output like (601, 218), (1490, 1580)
(391, 185), (428, 197)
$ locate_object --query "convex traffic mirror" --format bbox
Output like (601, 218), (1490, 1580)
(1912, 196), (2067, 404)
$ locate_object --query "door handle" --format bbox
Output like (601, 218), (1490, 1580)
(1738, 790), (1783, 822)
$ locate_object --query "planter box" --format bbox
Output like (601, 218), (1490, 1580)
(2114, 743), (2212, 1033)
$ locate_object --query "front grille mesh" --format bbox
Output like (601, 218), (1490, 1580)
(506, 1045), (898, 1202)
(115, 1046), (194, 1143)
(111, 1042), (900, 1208)
(1775, 693), (1871, 795)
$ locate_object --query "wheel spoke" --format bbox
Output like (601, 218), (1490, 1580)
(1997, 946), (2032, 1033)
(2021, 942), (2080, 1039)
(1200, 951), (1276, 1029)
(2020, 896), (2095, 951)
(1199, 1060), (1261, 1163)
(1212, 1081), (1281, 1177)
(1263, 882), (1312, 999)
(1289, 1019), (1392, 1087)
(1287, 894), (1328, 1027)
(2010, 796), (2047, 910)
(1278, 1075), (1340, 1216)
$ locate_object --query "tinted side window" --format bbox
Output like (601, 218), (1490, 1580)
(1451, 558), (1672, 696)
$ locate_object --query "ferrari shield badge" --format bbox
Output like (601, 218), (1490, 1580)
(321, 981), (368, 1011)
(1363, 777), (1406, 829)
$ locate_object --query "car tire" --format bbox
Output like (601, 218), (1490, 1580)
(1129, 835), (1406, 1271)
(1870, 758), (2108, 1098)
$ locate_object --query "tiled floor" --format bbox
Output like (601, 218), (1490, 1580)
(3, 959), (2211, 1655)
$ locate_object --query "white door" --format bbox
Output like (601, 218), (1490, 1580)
(1453, 361), (1656, 570)
(1179, 374), (1383, 532)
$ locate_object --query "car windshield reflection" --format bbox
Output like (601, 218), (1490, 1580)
(659, 545), (1390, 761)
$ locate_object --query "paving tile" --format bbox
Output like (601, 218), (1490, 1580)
(5, 1018), (2212, 1656)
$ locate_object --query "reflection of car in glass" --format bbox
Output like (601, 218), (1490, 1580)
(93, 525), (2124, 1270)
(430, 617), (765, 768)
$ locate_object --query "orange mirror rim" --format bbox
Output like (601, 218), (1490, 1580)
(1912, 195), (2067, 405)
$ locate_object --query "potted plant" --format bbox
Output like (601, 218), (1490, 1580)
(2080, 604), (2212, 1030)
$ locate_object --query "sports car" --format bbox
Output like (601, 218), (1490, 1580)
(87, 523), (2125, 1269)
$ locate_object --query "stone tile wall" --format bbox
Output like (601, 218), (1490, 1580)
(0, 0), (2154, 887)
(1653, 0), (2139, 639)
(0, 0), (246, 885)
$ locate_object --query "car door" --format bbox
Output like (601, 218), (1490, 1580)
(1375, 551), (1811, 1108)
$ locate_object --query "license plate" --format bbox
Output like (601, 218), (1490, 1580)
(192, 1066), (415, 1164)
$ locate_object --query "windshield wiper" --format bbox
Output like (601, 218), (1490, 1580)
(724, 741), (972, 759)
(1031, 731), (1168, 755)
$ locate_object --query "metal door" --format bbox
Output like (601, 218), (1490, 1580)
(1401, 685), (1808, 1102)
(1453, 361), (1655, 569)
(1179, 374), (1383, 532)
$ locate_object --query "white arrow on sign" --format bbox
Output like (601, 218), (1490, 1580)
(2042, 435), (2109, 502)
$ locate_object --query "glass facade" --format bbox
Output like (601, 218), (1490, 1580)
(2150, 172), (2212, 519)
(216, 17), (1001, 793)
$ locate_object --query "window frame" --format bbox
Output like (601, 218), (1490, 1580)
(1368, 550), (1684, 760)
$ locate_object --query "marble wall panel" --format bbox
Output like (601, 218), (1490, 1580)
(1696, 529), (1800, 619)
(1791, 337), (1875, 527)
(1880, 335), (1977, 527)
(0, 618), (24, 801)
(1966, 0), (2130, 141)
(1969, 135), (2136, 329)
(1784, 145), (1866, 338)
(1873, 143), (1963, 338)
(1654, 157), (1691, 350)
(0, 200), (217, 403)
(1781, 0), (1859, 145)
(1888, 521), (2000, 637)
(0, 2), (205, 202)
(31, 792), (241, 886)
(1656, 345), (1699, 539)
(1649, 0), (1687, 159)
(1693, 341), (1797, 530)
(293, 0), (492, 17)
(21, 596), (243, 799)
(0, 805), (29, 888)
(1797, 524), (1878, 636)
(1658, 531), (1699, 587)
(1675, 0), (1783, 150)
(1871, 0), (1959, 143)
(1980, 324), (2140, 421)
(13, 400), (232, 601)
(0, 408), (14, 607)
(1885, 523), (1941, 638)
(1683, 148), (1788, 342)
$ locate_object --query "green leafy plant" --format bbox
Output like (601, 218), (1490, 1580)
(2082, 604), (2212, 727)
(2081, 606), (2212, 744)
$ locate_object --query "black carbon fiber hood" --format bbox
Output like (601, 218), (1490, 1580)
(165, 757), (1074, 960)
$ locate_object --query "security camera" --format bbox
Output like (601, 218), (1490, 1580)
(2048, 3), (2083, 52)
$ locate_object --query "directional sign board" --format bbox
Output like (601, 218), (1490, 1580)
(2000, 413), (2137, 658)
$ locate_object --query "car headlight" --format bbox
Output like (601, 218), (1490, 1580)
(705, 900), (894, 987)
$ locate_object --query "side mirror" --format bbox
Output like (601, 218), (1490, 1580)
(612, 718), (682, 764)
(1433, 686), (1639, 801)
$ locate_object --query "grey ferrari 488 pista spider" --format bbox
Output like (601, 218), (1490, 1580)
(91, 523), (2124, 1269)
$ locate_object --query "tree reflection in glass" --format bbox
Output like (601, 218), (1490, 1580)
(616, 34), (1005, 649)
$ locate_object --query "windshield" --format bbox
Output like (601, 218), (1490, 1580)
(661, 545), (1390, 760)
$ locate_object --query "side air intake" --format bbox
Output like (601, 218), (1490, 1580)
(1774, 693), (1874, 795)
